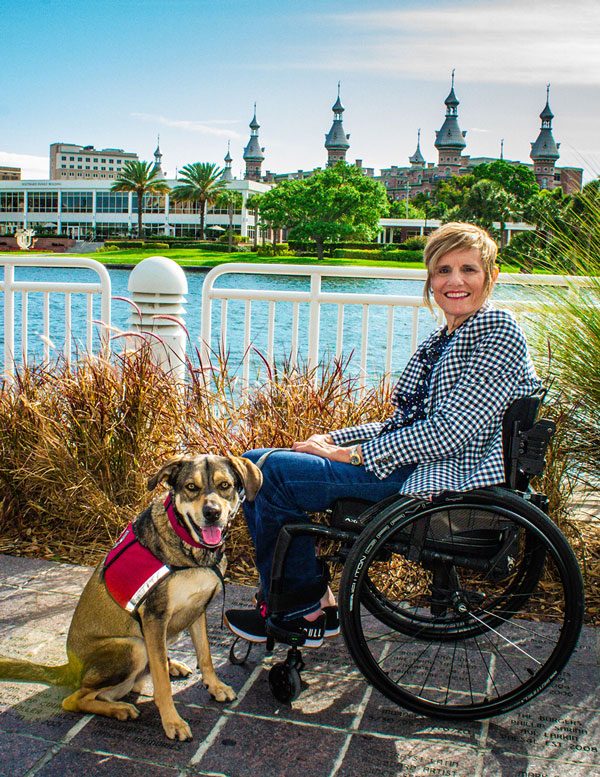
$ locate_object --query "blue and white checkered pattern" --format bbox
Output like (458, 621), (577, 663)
(330, 305), (541, 495)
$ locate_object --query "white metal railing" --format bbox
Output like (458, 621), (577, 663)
(200, 263), (576, 388)
(1, 255), (112, 381)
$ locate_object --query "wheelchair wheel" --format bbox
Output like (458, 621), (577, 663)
(339, 490), (584, 720)
(360, 490), (548, 642)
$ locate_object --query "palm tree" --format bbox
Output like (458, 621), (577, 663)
(169, 163), (226, 239)
(245, 192), (263, 251)
(111, 161), (170, 237)
(216, 190), (244, 252)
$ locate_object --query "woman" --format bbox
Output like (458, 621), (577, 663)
(225, 222), (541, 647)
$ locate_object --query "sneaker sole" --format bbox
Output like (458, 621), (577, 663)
(224, 613), (268, 644)
(324, 627), (340, 638)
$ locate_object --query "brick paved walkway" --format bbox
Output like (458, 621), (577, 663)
(0, 553), (599, 777)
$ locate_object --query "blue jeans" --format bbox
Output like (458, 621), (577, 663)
(242, 449), (416, 619)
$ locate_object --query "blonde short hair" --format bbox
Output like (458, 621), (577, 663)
(423, 222), (498, 309)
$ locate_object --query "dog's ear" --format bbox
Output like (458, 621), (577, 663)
(227, 456), (263, 502)
(148, 455), (186, 491)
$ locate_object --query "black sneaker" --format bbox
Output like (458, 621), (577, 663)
(266, 613), (325, 648)
(224, 608), (268, 643)
(323, 606), (340, 638)
(254, 591), (339, 639)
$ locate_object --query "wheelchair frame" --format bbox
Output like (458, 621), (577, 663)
(229, 394), (585, 720)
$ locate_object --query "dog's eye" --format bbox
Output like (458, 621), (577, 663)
(186, 483), (200, 493)
(218, 481), (232, 491)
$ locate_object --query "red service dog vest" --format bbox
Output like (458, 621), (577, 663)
(103, 523), (171, 614)
(103, 495), (225, 615)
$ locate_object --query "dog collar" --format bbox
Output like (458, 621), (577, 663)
(164, 494), (225, 550)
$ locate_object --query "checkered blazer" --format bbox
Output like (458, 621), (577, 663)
(330, 305), (541, 495)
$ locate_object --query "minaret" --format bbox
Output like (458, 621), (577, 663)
(153, 135), (165, 178)
(243, 104), (265, 181)
(222, 141), (233, 181)
(434, 70), (467, 176)
(409, 129), (425, 167)
(530, 85), (560, 190)
(324, 82), (350, 166)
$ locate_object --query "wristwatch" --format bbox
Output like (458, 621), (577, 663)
(349, 445), (362, 466)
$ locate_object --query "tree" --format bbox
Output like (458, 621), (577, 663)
(258, 163), (389, 260)
(388, 198), (425, 219)
(246, 193), (263, 250)
(215, 190), (243, 252)
(472, 160), (539, 201)
(170, 163), (226, 239)
(111, 161), (170, 237)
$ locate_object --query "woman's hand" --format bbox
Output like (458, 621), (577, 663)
(291, 434), (360, 464)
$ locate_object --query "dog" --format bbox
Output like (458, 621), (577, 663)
(0, 454), (262, 741)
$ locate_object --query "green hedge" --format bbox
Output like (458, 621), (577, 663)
(332, 248), (423, 261)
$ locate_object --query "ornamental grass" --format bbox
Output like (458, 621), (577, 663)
(0, 342), (392, 587)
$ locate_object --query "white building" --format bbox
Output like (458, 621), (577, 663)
(0, 177), (271, 240)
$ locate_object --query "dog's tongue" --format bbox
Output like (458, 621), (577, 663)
(201, 526), (222, 546)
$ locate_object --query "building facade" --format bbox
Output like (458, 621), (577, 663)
(0, 178), (270, 240)
(49, 143), (139, 180)
(0, 166), (21, 181)
(257, 81), (583, 197)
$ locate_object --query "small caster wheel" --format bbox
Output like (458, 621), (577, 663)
(268, 662), (302, 703)
(229, 637), (252, 665)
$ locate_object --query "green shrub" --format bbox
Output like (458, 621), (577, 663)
(104, 240), (145, 249)
(403, 236), (427, 250)
(332, 248), (423, 262)
(145, 242), (169, 251)
(257, 243), (294, 257)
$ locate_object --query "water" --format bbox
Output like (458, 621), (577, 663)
(0, 264), (532, 381)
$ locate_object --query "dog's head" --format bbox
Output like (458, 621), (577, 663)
(147, 454), (262, 548)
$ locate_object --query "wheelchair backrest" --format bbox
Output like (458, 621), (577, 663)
(501, 393), (556, 491)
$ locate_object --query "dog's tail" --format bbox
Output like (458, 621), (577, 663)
(0, 657), (77, 687)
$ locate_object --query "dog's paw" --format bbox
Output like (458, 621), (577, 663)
(168, 659), (193, 678)
(162, 715), (193, 741)
(206, 680), (237, 702)
(110, 702), (140, 721)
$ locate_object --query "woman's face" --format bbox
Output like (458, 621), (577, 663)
(430, 246), (498, 332)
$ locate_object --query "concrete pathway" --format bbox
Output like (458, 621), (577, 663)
(0, 553), (599, 777)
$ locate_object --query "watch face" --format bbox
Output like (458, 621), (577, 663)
(350, 450), (360, 465)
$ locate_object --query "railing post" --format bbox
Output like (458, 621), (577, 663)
(4, 262), (14, 383)
(307, 270), (321, 372)
(127, 256), (188, 381)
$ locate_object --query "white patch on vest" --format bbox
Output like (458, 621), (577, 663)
(126, 564), (171, 612)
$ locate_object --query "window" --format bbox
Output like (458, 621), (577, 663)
(27, 192), (59, 212)
(96, 192), (129, 213)
(95, 222), (129, 239)
(169, 199), (202, 214)
(132, 193), (165, 213)
(69, 157), (74, 161)
(61, 192), (93, 213)
(0, 192), (24, 212)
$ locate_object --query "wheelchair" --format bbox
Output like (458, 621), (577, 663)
(229, 393), (585, 721)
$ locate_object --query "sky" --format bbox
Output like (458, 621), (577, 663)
(1, 0), (599, 183)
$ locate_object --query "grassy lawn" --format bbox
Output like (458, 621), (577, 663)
(0, 247), (526, 273)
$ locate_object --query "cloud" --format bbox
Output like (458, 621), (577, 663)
(0, 151), (47, 179)
(312, 1), (600, 86)
(132, 112), (245, 139)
